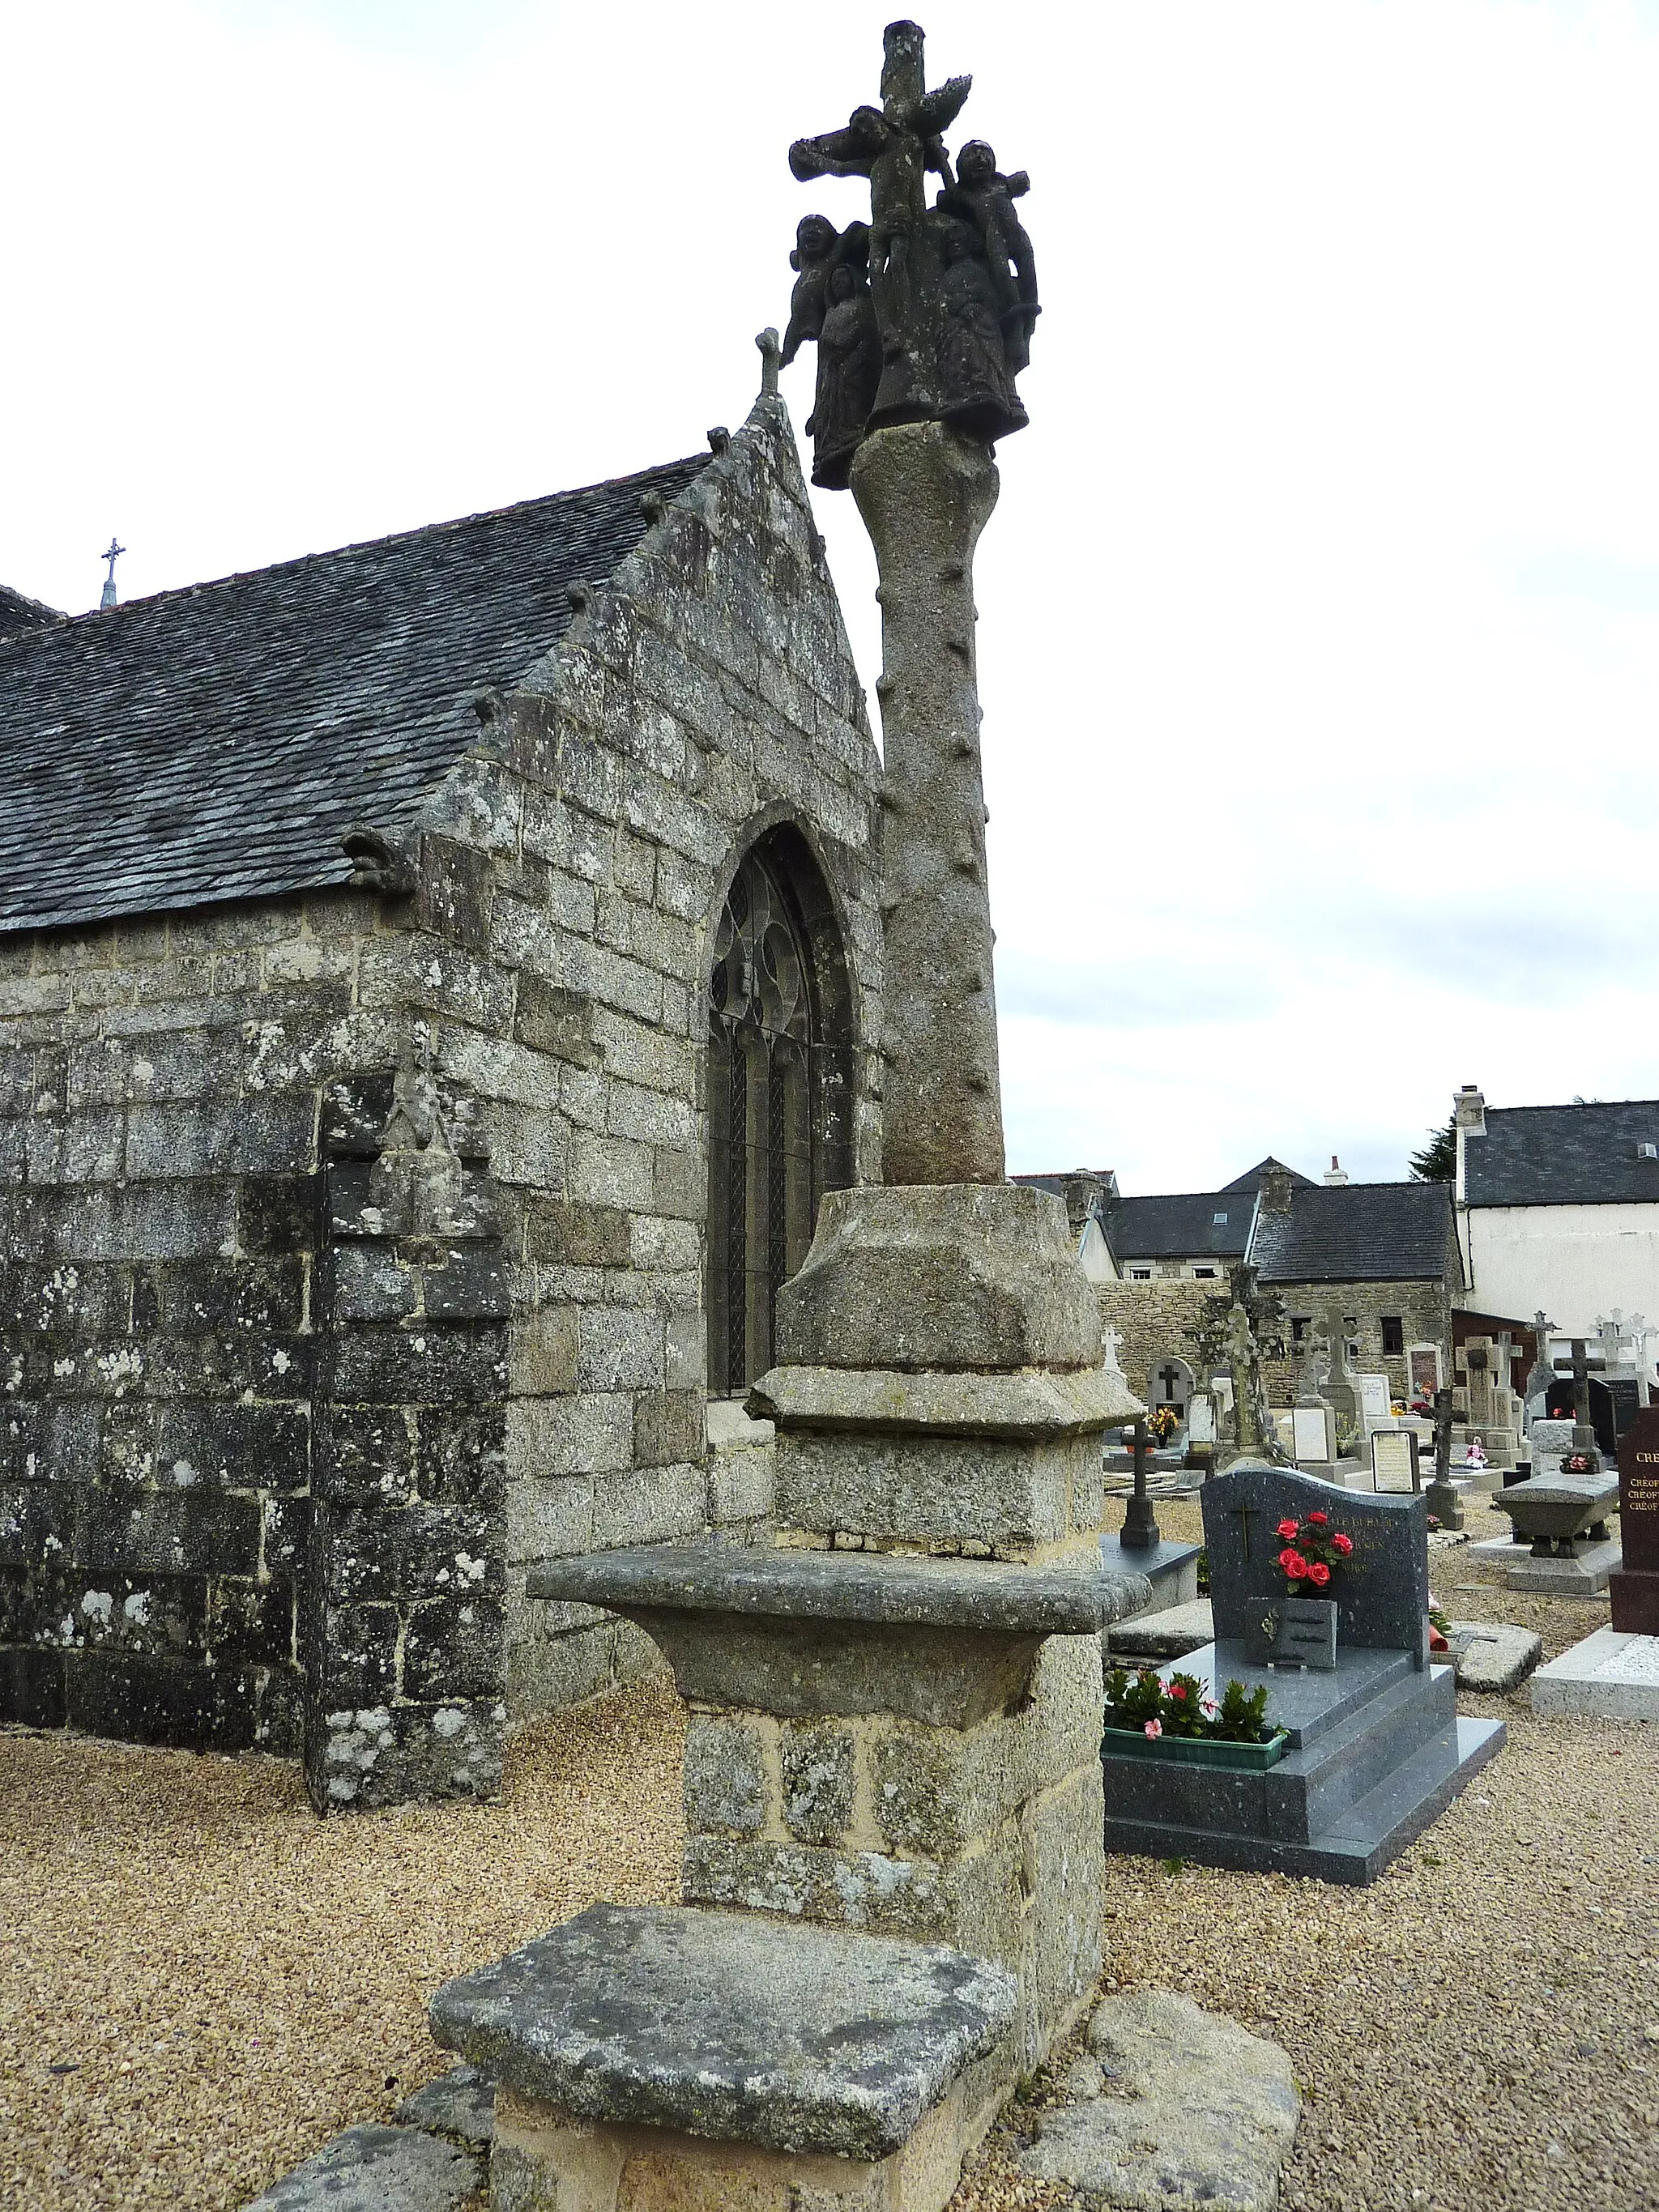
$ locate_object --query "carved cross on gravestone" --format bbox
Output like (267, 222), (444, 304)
(1227, 1497), (1260, 1565)
(1157, 1363), (1183, 1402)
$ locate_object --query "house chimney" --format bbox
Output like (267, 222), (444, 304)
(1259, 1163), (1294, 1215)
(1323, 1155), (1348, 1187)
(1454, 1085), (1486, 1136)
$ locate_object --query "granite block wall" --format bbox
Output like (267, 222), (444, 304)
(1261, 1278), (1454, 1409)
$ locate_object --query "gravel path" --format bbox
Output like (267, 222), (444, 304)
(5, 1490), (1656, 2212)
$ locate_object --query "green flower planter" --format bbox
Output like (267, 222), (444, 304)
(1101, 1728), (1290, 1772)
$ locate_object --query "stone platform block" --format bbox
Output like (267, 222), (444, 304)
(1448, 1621), (1543, 1694)
(774, 1183), (1112, 1374)
(1018, 1990), (1300, 2212)
(241, 2122), (481, 2211)
(429, 1904), (1015, 2210)
(1532, 1627), (1659, 1720)
(1107, 1596), (1213, 1660)
(1098, 1535), (1203, 1616)
(1469, 1536), (1622, 1597)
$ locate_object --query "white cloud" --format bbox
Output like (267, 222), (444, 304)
(6, 0), (1659, 1191)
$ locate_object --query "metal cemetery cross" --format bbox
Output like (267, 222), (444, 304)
(1158, 1364), (1183, 1400)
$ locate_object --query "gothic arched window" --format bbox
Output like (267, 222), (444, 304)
(706, 829), (853, 1395)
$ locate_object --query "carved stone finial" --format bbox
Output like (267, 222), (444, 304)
(785, 19), (1037, 492)
(565, 579), (592, 613)
(640, 490), (667, 526)
(706, 425), (731, 454)
(756, 327), (781, 397)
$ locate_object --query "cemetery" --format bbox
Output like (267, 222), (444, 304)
(4, 14), (1659, 2212)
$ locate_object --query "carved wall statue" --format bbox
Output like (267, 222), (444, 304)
(786, 18), (1039, 488)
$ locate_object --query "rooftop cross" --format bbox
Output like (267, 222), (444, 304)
(99, 537), (125, 612)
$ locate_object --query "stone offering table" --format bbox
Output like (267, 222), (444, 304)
(1471, 1473), (1623, 1596)
(1100, 1464), (1505, 1884)
(432, 1906), (1016, 2212)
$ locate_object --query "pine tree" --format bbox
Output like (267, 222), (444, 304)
(1409, 1113), (1456, 1183)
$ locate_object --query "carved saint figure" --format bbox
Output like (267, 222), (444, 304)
(937, 139), (1039, 370)
(781, 214), (870, 369)
(935, 220), (1026, 441)
(808, 262), (883, 491)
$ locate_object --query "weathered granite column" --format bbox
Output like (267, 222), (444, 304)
(853, 423), (1004, 1185)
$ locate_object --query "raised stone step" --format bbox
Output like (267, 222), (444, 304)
(241, 2123), (481, 2212)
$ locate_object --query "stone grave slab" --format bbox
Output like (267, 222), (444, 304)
(1448, 1622), (1542, 1694)
(1372, 1429), (1420, 1494)
(241, 2124), (482, 2212)
(1107, 1598), (1214, 1660)
(1469, 1535), (1623, 1598)
(1611, 1404), (1659, 1634)
(1100, 1463), (1504, 1883)
(1532, 1628), (1659, 1720)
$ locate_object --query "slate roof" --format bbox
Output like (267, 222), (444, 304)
(0, 454), (712, 936)
(1249, 1181), (1458, 1285)
(0, 585), (62, 637)
(1103, 1191), (1253, 1262)
(1464, 1102), (1659, 1208)
(1221, 1156), (1313, 1193)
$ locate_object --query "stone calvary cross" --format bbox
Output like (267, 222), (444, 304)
(787, 18), (1042, 1187)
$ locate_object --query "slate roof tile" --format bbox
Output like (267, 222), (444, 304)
(0, 454), (712, 936)
(1465, 1101), (1659, 1208)
(1249, 1181), (1457, 1285)
(1102, 1191), (1253, 1262)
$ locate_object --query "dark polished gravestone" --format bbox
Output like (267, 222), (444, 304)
(1610, 1404), (1659, 1634)
(1102, 1463), (1506, 1885)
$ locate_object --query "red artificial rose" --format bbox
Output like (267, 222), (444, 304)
(1307, 1561), (1331, 1587)
(1170, 1681), (1188, 1698)
(1279, 1548), (1308, 1577)
(1276, 1519), (1299, 1540)
(1331, 1532), (1354, 1556)
(1307, 1511), (1328, 1525)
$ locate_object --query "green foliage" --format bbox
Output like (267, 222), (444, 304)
(1410, 1113), (1457, 1183)
(1102, 1666), (1275, 1745)
(1195, 1547), (1209, 1596)
(1213, 1677), (1272, 1744)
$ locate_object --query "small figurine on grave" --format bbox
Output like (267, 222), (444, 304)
(1462, 1435), (1488, 1470)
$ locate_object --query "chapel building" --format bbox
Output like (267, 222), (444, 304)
(0, 393), (884, 1809)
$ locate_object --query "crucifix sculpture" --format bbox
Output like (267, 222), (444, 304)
(784, 21), (1041, 1183)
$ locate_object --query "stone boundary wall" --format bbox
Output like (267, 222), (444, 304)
(0, 396), (882, 1784)
(1094, 1279), (1214, 1406)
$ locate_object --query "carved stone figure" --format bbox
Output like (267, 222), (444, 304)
(935, 219), (1026, 440)
(786, 19), (1034, 478)
(937, 139), (1039, 370)
(780, 214), (870, 368)
(808, 262), (883, 490)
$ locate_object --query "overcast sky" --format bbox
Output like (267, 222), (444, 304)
(7, 0), (1659, 1192)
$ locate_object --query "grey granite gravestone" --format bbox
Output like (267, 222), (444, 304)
(1101, 1460), (1504, 1883)
(1202, 1460), (1431, 1667)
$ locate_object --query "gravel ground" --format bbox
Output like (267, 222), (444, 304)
(0, 1676), (684, 2212)
(5, 1490), (1656, 2212)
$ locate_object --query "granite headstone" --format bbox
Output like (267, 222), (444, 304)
(1610, 1404), (1659, 1634)
(1200, 1460), (1430, 1667)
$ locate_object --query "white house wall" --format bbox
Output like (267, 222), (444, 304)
(1464, 1204), (1659, 1336)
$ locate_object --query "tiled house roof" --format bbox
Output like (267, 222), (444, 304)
(0, 454), (712, 935)
(1221, 1156), (1313, 1193)
(1465, 1102), (1659, 1208)
(1250, 1181), (1461, 1286)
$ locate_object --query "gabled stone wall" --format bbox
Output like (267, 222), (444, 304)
(1259, 1277), (1454, 1410)
(0, 396), (882, 1795)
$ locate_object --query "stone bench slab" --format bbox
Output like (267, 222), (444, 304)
(527, 1541), (1145, 1635)
(429, 1903), (1016, 2163)
(241, 2123), (481, 2212)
